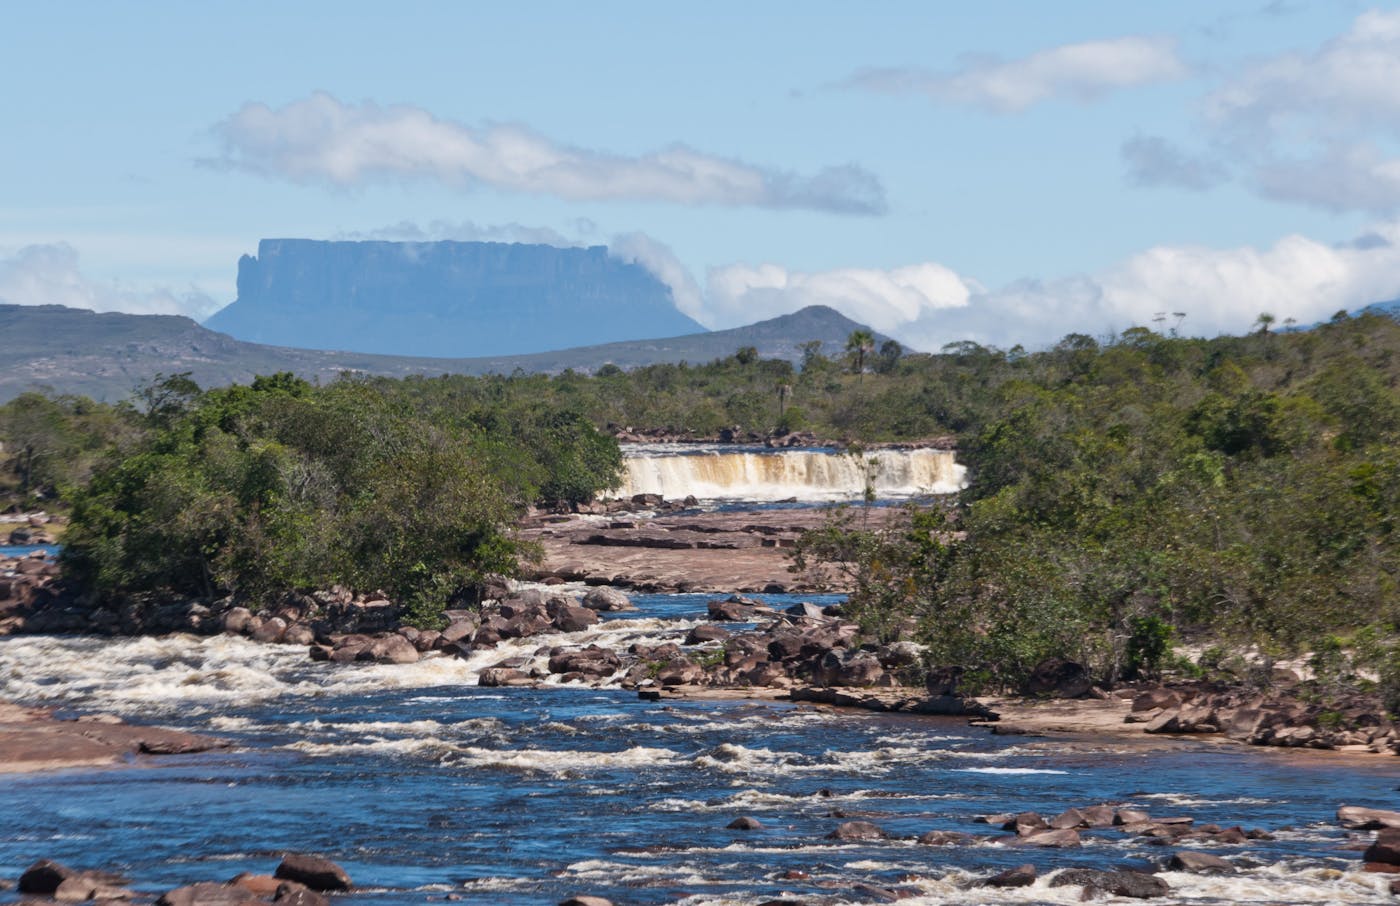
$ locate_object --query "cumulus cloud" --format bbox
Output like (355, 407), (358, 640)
(1121, 135), (1229, 191)
(704, 262), (978, 334)
(208, 92), (886, 215)
(0, 244), (220, 319)
(622, 225), (1400, 352)
(844, 36), (1185, 112)
(608, 232), (707, 323)
(1196, 9), (1400, 212)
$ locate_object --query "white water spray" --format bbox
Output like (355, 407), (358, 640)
(612, 447), (966, 501)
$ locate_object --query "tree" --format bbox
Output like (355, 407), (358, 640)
(734, 346), (758, 365)
(846, 330), (875, 376)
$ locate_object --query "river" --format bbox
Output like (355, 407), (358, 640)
(0, 592), (1395, 905)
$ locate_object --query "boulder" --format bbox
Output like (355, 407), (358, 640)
(1024, 657), (1092, 698)
(18, 859), (76, 895)
(1365, 828), (1400, 867)
(654, 657), (702, 686)
(548, 646), (620, 679)
(559, 897), (614, 906)
(222, 607), (254, 634)
(1169, 851), (1235, 873)
(440, 619), (478, 644)
(686, 624), (731, 645)
(369, 634), (419, 664)
(283, 624), (316, 646)
(273, 882), (329, 906)
(916, 830), (971, 846)
(157, 882), (262, 906)
(251, 617), (288, 644)
(1050, 807), (1089, 829)
(983, 864), (1037, 888)
(825, 820), (886, 841)
(708, 599), (751, 622)
(1116, 808), (1152, 826)
(551, 605), (599, 633)
(1004, 812), (1048, 834)
(1049, 869), (1169, 899)
(582, 587), (634, 612)
(727, 817), (763, 830)
(228, 874), (282, 896)
(1018, 828), (1081, 847)
(1339, 806), (1400, 830)
(1132, 687), (1183, 712)
(478, 667), (533, 687)
(273, 854), (352, 892)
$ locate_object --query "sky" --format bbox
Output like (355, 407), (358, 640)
(5, 0), (1400, 352)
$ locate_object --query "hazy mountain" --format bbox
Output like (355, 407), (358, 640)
(204, 239), (705, 356)
(0, 303), (885, 403)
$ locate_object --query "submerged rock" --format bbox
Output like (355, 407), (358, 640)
(1049, 868), (1169, 899)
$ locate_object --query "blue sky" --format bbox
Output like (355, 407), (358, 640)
(4, 1), (1400, 351)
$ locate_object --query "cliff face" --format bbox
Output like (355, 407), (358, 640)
(204, 239), (706, 357)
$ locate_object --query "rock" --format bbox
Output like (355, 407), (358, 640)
(983, 864), (1037, 888)
(552, 604), (599, 633)
(582, 587), (633, 612)
(916, 831), (971, 846)
(273, 881), (329, 906)
(654, 657), (702, 686)
(1339, 806), (1400, 830)
(369, 634), (419, 664)
(273, 854), (352, 892)
(1004, 811), (1048, 834)
(849, 882), (898, 902)
(1018, 828), (1081, 847)
(157, 882), (263, 906)
(548, 646), (621, 679)
(559, 897), (614, 906)
(1169, 851), (1235, 873)
(283, 624), (316, 646)
(1116, 808), (1152, 825)
(251, 616), (288, 643)
(228, 874), (282, 896)
(1079, 804), (1118, 827)
(440, 620), (478, 644)
(478, 667), (533, 687)
(1132, 687), (1183, 712)
(727, 817), (763, 830)
(825, 820), (886, 841)
(1050, 807), (1089, 829)
(18, 859), (76, 894)
(222, 607), (254, 634)
(1049, 869), (1170, 899)
(708, 599), (751, 621)
(1024, 657), (1092, 698)
(686, 624), (731, 645)
(1365, 828), (1400, 867)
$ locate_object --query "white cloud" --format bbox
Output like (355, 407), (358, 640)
(845, 36), (1185, 112)
(0, 244), (219, 319)
(208, 92), (886, 215)
(608, 232), (707, 324)
(1194, 9), (1400, 212)
(626, 225), (1400, 352)
(704, 262), (977, 334)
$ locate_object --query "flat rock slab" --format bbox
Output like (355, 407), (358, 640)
(0, 702), (228, 773)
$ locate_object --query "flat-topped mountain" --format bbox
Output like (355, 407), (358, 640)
(0, 303), (885, 403)
(204, 239), (705, 357)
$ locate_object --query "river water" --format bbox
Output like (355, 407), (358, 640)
(0, 591), (1396, 905)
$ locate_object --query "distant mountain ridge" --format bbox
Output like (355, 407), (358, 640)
(205, 239), (704, 357)
(0, 303), (887, 403)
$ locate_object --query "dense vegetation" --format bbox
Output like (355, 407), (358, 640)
(4, 311), (1399, 698)
(2, 373), (621, 624)
(796, 313), (1400, 704)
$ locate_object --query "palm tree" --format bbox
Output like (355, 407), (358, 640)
(846, 329), (875, 376)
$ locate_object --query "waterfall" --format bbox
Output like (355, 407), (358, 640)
(612, 447), (966, 501)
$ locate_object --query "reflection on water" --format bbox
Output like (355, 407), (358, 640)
(0, 594), (1394, 905)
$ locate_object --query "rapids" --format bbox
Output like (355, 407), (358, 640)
(613, 446), (967, 502)
(0, 592), (1395, 905)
